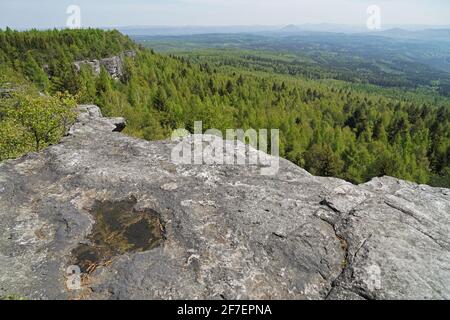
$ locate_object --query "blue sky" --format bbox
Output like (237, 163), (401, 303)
(1, 0), (449, 29)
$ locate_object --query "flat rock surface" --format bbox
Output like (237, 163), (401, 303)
(0, 105), (449, 300)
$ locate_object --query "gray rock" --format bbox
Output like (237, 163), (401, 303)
(0, 105), (448, 300)
(74, 51), (136, 80)
(0, 88), (16, 99)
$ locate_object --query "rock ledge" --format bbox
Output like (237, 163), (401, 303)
(0, 106), (448, 300)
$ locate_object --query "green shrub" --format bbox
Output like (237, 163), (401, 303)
(0, 91), (76, 161)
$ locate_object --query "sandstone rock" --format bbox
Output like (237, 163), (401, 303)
(74, 51), (136, 80)
(0, 88), (15, 98)
(0, 105), (448, 300)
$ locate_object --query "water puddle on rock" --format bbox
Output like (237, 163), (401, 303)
(71, 196), (164, 273)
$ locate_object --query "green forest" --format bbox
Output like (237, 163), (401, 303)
(0, 28), (449, 187)
(137, 33), (450, 95)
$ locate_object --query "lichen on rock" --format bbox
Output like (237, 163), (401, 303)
(0, 105), (448, 300)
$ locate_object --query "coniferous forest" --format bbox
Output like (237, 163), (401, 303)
(0, 29), (449, 187)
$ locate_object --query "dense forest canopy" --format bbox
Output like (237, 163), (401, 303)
(136, 32), (450, 95)
(0, 29), (449, 188)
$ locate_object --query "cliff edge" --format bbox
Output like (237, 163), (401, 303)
(0, 106), (448, 300)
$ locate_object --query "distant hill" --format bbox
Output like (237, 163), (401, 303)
(136, 31), (450, 85)
(118, 25), (280, 36)
(277, 24), (368, 34)
(279, 24), (301, 33)
(375, 28), (450, 42)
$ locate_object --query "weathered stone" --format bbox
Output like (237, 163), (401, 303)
(73, 51), (136, 80)
(0, 105), (448, 300)
(0, 88), (15, 98)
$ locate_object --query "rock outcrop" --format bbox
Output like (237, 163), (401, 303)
(74, 51), (136, 79)
(0, 106), (449, 300)
(0, 88), (14, 99)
